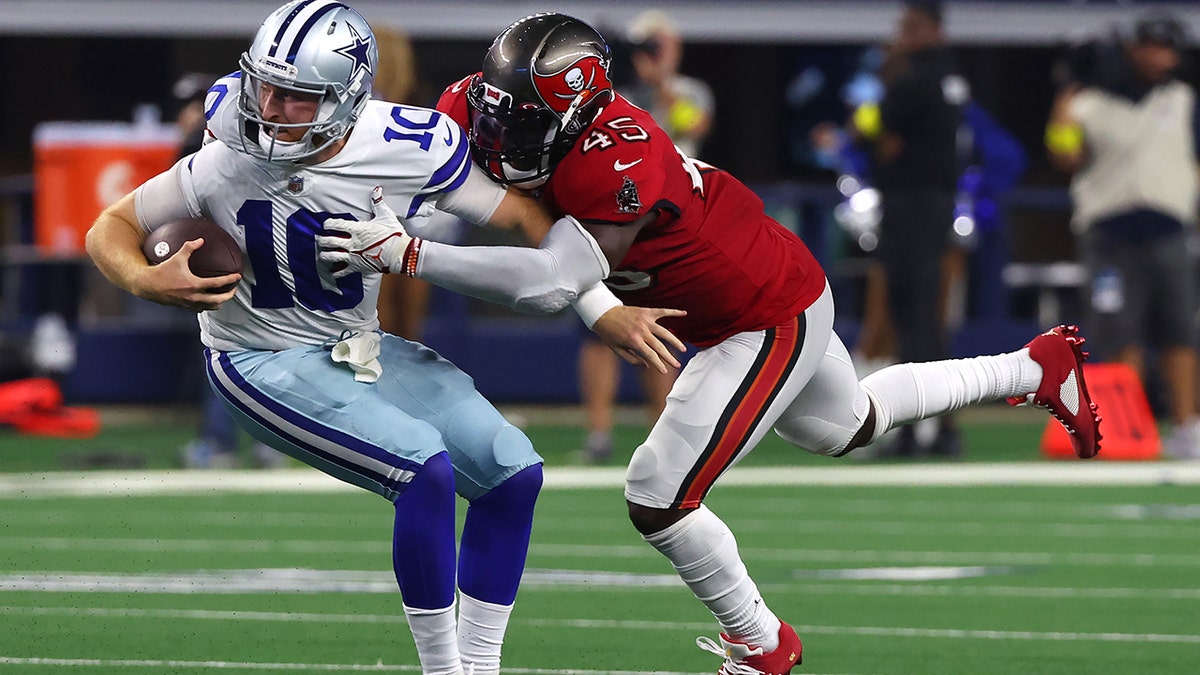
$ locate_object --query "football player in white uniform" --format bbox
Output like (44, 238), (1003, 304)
(85, 3), (682, 674)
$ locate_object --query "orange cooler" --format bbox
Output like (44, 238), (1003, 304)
(33, 121), (179, 254)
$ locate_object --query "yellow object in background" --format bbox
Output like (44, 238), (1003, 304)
(668, 99), (704, 134)
(1045, 121), (1084, 156)
(852, 103), (883, 140)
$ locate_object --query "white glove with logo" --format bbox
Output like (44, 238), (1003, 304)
(318, 186), (420, 278)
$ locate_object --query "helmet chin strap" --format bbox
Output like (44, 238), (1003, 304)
(509, 173), (548, 189)
(257, 125), (320, 161)
(500, 155), (550, 187)
(559, 92), (607, 137)
(559, 93), (586, 131)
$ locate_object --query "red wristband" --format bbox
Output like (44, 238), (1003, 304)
(402, 238), (422, 277)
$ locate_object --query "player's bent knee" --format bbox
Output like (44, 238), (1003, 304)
(476, 462), (543, 507)
(774, 385), (876, 458)
(625, 442), (660, 485)
(624, 442), (664, 505)
(774, 424), (856, 457)
(491, 424), (538, 468)
(422, 451), (455, 487)
(455, 422), (543, 501)
(396, 451), (455, 504)
(627, 501), (688, 536)
(624, 444), (693, 534)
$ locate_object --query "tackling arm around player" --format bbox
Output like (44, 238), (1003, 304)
(319, 188), (684, 373)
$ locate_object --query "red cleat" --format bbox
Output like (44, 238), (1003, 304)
(1008, 324), (1102, 458)
(696, 622), (802, 674)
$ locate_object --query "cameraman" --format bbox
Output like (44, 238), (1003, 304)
(624, 10), (714, 158)
(1047, 13), (1200, 458)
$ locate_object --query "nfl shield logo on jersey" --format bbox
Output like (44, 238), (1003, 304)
(616, 176), (641, 214)
(287, 175), (305, 194)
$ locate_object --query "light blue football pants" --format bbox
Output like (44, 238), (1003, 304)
(204, 332), (542, 502)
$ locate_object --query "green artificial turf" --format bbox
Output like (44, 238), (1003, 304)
(1, 482), (1198, 674)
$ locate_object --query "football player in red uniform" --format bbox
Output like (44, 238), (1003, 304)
(322, 14), (1101, 674)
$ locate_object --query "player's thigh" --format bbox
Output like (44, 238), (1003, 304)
(373, 334), (542, 501)
(772, 330), (870, 457)
(206, 346), (445, 502)
(625, 285), (835, 509)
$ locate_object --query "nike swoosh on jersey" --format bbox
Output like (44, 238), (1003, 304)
(613, 158), (643, 171)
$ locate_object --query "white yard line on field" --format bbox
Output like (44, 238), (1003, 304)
(4, 569), (1200, 601)
(536, 618), (1200, 645)
(3, 462), (1200, 499)
(0, 568), (682, 594)
(733, 518), (1200, 540)
(5, 536), (1200, 567)
(2, 605), (1198, 645)
(0, 657), (741, 675)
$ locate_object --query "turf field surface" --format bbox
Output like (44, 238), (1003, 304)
(1, 463), (1199, 674)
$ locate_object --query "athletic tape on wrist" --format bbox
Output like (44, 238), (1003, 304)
(573, 282), (622, 329)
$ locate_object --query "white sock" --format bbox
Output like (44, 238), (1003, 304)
(861, 348), (1042, 443)
(457, 593), (511, 675)
(403, 603), (463, 675)
(643, 505), (781, 651)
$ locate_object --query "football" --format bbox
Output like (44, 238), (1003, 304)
(142, 217), (244, 282)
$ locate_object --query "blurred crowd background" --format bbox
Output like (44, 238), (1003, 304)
(1, 0), (1199, 460)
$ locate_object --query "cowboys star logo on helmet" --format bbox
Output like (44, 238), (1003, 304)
(333, 23), (374, 84)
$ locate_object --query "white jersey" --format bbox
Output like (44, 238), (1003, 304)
(138, 76), (482, 352)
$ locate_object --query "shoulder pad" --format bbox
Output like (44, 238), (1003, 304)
(203, 72), (243, 149)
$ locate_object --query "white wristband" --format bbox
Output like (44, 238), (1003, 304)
(572, 282), (622, 329)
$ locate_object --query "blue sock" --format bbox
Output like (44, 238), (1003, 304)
(458, 464), (543, 605)
(392, 451), (457, 609)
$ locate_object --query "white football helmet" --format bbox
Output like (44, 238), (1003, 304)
(237, 0), (378, 161)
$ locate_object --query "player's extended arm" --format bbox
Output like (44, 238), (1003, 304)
(320, 189), (686, 371)
(485, 186), (554, 245)
(320, 189), (609, 314)
(85, 176), (239, 311)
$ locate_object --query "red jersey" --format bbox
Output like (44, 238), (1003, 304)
(437, 77), (827, 347)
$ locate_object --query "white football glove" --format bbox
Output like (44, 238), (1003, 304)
(317, 186), (418, 278)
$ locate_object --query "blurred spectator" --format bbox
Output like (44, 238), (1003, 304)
(849, 0), (968, 458)
(1046, 11), (1200, 458)
(171, 73), (212, 156)
(173, 73), (283, 469)
(623, 10), (714, 158)
(574, 9), (713, 463)
(812, 41), (1025, 458)
(823, 101), (1026, 350)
